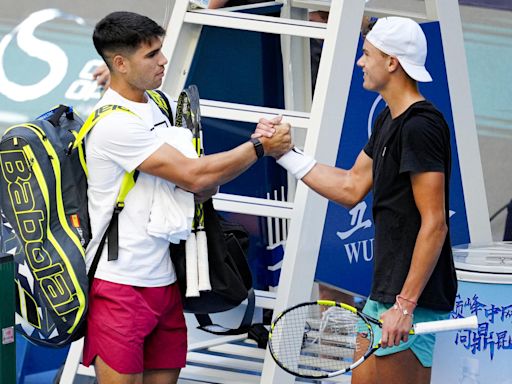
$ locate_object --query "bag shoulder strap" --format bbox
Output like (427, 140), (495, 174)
(73, 104), (135, 150)
(73, 105), (140, 280)
(147, 89), (174, 126)
(87, 171), (139, 280)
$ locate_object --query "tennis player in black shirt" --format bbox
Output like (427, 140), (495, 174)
(254, 17), (457, 384)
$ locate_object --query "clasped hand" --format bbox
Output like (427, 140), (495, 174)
(253, 115), (293, 158)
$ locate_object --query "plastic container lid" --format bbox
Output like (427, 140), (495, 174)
(453, 242), (512, 283)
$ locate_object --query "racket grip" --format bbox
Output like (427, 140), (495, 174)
(196, 230), (211, 291)
(185, 233), (200, 297)
(413, 315), (478, 334)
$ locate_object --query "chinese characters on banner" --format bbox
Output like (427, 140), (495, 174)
(453, 293), (512, 360)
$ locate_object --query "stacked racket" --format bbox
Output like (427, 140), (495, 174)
(175, 85), (211, 297)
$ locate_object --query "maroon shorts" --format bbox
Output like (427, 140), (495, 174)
(82, 278), (187, 374)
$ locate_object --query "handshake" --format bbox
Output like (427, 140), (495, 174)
(252, 115), (292, 159)
(253, 116), (317, 180)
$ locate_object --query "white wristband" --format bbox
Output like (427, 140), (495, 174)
(277, 147), (316, 180)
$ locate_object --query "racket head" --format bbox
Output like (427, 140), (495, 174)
(269, 300), (375, 379)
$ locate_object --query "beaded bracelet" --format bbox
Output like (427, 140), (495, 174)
(393, 296), (414, 319)
(397, 294), (417, 307)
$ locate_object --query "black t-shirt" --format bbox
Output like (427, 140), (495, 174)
(363, 100), (457, 311)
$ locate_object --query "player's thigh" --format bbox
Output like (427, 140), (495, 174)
(351, 334), (377, 384)
(95, 355), (143, 384)
(375, 349), (431, 384)
(144, 368), (181, 384)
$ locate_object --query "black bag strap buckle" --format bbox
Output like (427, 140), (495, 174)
(114, 201), (125, 213)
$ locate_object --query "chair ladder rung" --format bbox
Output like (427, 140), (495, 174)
(185, 9), (327, 39)
(213, 193), (293, 219)
(198, 99), (311, 130)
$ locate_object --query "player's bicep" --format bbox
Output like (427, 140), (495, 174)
(350, 150), (373, 198)
(137, 143), (197, 190)
(410, 171), (446, 221)
(302, 149), (373, 207)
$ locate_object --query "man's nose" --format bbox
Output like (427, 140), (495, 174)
(160, 52), (168, 66)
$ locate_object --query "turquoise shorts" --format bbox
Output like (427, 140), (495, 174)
(362, 299), (450, 367)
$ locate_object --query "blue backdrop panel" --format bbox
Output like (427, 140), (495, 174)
(315, 22), (470, 297)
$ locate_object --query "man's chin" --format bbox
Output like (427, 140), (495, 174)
(362, 82), (375, 92)
(148, 79), (163, 91)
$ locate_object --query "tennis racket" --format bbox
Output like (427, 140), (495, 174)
(186, 85), (211, 292)
(268, 300), (478, 379)
(176, 85), (211, 296)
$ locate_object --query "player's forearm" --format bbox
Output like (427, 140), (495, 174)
(279, 148), (372, 208)
(183, 142), (257, 192)
(399, 217), (448, 303)
(302, 164), (365, 208)
(140, 124), (291, 191)
(139, 141), (257, 193)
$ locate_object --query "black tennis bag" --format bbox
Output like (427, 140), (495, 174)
(170, 199), (255, 334)
(0, 91), (172, 348)
(0, 106), (90, 347)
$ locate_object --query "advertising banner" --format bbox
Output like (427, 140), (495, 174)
(0, 9), (102, 132)
(432, 279), (512, 383)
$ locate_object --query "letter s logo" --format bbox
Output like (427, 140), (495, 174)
(0, 9), (85, 102)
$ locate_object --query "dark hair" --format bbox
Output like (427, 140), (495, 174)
(93, 11), (165, 66)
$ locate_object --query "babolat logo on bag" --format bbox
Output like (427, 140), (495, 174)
(0, 105), (90, 347)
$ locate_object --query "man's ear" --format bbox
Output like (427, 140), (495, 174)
(112, 54), (128, 74)
(387, 56), (400, 74)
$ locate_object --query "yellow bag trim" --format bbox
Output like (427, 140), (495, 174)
(21, 141), (86, 333)
(73, 105), (138, 207)
(70, 131), (88, 178)
(116, 171), (137, 206)
(147, 90), (169, 117)
(72, 104), (136, 150)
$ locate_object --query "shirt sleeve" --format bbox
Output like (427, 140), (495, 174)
(363, 108), (388, 159)
(399, 113), (448, 174)
(91, 112), (165, 173)
(363, 131), (375, 159)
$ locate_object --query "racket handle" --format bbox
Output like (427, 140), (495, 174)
(413, 315), (478, 334)
(196, 230), (211, 291)
(185, 233), (200, 297)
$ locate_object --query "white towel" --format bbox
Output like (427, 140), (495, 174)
(147, 127), (196, 243)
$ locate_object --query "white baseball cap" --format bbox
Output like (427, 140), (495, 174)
(365, 17), (432, 82)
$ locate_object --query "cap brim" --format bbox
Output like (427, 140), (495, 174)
(400, 60), (433, 82)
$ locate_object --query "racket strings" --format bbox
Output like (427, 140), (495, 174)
(270, 304), (363, 377)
